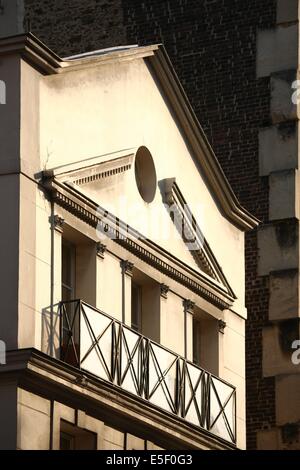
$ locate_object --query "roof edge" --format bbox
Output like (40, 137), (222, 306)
(0, 32), (158, 74)
(0, 33), (62, 74)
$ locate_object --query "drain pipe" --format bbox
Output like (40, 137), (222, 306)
(50, 201), (55, 358)
(49, 203), (64, 358)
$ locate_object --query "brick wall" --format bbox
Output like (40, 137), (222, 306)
(24, 0), (278, 448)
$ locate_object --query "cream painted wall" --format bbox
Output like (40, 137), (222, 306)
(160, 291), (185, 356)
(18, 175), (37, 348)
(76, 243), (97, 305)
(20, 60), (40, 176)
(141, 283), (161, 343)
(17, 389), (51, 450)
(37, 58), (246, 316)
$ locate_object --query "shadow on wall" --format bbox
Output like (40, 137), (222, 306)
(41, 304), (60, 358)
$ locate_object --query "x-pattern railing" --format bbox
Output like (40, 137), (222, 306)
(182, 362), (207, 428)
(59, 299), (236, 444)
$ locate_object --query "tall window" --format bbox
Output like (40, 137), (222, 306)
(60, 421), (97, 450)
(60, 431), (75, 450)
(131, 283), (142, 332)
(193, 318), (201, 366)
(130, 270), (160, 343)
(62, 241), (76, 302)
(61, 240), (79, 365)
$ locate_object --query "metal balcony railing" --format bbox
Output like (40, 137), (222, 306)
(58, 299), (236, 444)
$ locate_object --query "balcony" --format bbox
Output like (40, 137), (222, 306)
(58, 300), (236, 445)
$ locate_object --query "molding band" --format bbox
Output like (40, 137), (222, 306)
(43, 179), (234, 310)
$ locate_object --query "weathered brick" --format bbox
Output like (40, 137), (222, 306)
(22, 0), (278, 449)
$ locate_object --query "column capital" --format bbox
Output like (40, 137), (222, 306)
(96, 242), (107, 259)
(121, 260), (134, 277)
(218, 319), (226, 334)
(160, 283), (169, 299)
(183, 299), (195, 314)
(50, 214), (64, 233)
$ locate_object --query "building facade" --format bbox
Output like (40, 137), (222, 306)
(0, 33), (257, 450)
(1, 0), (300, 451)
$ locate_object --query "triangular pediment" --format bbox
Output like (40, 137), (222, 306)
(45, 154), (235, 299)
(160, 178), (235, 298)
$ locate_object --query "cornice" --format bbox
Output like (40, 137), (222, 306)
(55, 151), (135, 186)
(42, 177), (234, 310)
(42, 148), (136, 181)
(0, 33), (62, 74)
(162, 177), (236, 298)
(0, 32), (157, 75)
